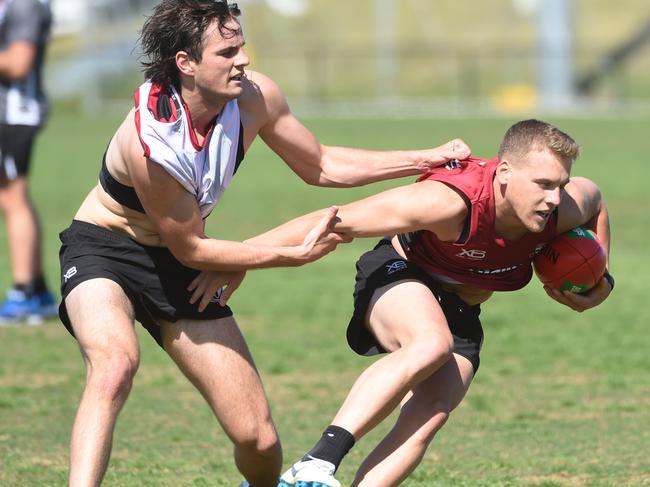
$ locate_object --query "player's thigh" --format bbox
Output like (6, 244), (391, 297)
(367, 279), (451, 352)
(64, 278), (139, 361)
(160, 316), (274, 438)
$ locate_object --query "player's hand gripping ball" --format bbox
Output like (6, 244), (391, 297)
(533, 227), (606, 294)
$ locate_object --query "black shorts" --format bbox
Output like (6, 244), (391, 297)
(0, 124), (39, 179)
(347, 239), (484, 373)
(58, 220), (233, 347)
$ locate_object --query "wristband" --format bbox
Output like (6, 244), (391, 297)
(603, 271), (615, 292)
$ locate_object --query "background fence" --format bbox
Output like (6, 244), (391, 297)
(47, 0), (650, 117)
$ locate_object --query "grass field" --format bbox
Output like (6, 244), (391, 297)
(0, 109), (648, 486)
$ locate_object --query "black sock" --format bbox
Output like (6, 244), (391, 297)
(30, 275), (48, 294)
(303, 425), (355, 472)
(12, 277), (47, 297)
(12, 282), (32, 296)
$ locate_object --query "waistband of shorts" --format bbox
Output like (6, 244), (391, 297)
(64, 219), (163, 250)
(374, 237), (481, 313)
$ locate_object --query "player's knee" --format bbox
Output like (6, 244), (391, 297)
(405, 334), (454, 380)
(414, 406), (450, 445)
(235, 425), (281, 461)
(399, 395), (451, 449)
(86, 352), (139, 403)
(0, 182), (29, 211)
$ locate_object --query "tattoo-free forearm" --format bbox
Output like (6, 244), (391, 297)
(245, 210), (328, 246)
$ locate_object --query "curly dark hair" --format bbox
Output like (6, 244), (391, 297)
(140, 0), (241, 88)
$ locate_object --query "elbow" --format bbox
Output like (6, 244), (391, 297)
(306, 170), (356, 188)
(298, 169), (347, 188)
(301, 173), (326, 187)
(176, 254), (201, 270)
(167, 240), (204, 270)
(173, 250), (200, 269)
(307, 147), (357, 188)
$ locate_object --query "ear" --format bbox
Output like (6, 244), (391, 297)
(495, 159), (512, 185)
(175, 51), (195, 77)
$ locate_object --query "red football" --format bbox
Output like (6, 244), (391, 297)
(533, 227), (607, 293)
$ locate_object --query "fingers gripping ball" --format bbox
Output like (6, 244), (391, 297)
(533, 227), (607, 294)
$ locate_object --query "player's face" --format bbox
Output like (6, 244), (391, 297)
(193, 18), (249, 101)
(502, 148), (571, 234)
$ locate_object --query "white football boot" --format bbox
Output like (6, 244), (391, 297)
(278, 457), (341, 487)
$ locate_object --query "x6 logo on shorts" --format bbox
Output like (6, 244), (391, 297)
(63, 266), (77, 282)
(386, 260), (408, 275)
(456, 248), (487, 260)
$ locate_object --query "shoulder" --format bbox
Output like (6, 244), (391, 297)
(564, 176), (600, 194)
(241, 70), (283, 98)
(236, 69), (293, 142)
(414, 179), (470, 222)
(424, 157), (494, 178)
(8, 0), (47, 18)
(561, 177), (602, 210)
(557, 176), (603, 232)
(238, 70), (287, 118)
(422, 158), (494, 200)
(4, 0), (51, 46)
(411, 180), (469, 237)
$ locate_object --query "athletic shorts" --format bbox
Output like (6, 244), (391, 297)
(0, 124), (39, 179)
(58, 220), (233, 347)
(347, 239), (484, 373)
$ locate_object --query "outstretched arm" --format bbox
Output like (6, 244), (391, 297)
(248, 180), (468, 246)
(127, 134), (346, 272)
(547, 177), (612, 312)
(185, 206), (350, 310)
(245, 71), (471, 187)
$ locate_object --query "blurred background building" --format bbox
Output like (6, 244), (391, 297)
(48, 0), (650, 117)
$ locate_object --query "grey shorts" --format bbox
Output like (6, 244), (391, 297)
(347, 239), (484, 373)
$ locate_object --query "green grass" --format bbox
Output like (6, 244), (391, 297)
(0, 109), (648, 486)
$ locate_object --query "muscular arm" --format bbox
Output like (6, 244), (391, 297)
(249, 180), (468, 246)
(549, 176), (612, 311)
(557, 176), (611, 266)
(126, 134), (343, 271)
(245, 71), (471, 187)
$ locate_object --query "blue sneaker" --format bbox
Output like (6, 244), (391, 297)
(30, 290), (58, 324)
(0, 289), (36, 324)
(0, 289), (57, 325)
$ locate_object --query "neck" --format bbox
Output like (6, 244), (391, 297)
(180, 86), (228, 137)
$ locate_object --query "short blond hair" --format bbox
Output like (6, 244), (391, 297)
(498, 119), (580, 166)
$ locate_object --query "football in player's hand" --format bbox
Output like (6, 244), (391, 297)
(533, 227), (607, 294)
